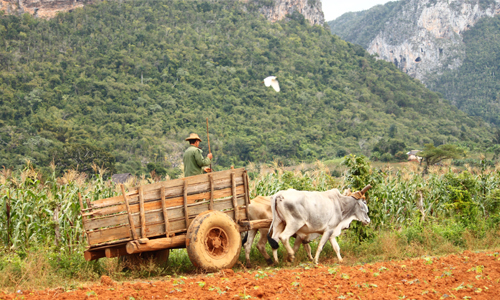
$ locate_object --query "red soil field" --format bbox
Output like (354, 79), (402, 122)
(2, 250), (500, 300)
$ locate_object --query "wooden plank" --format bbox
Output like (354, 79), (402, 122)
(139, 186), (146, 238)
(209, 174), (214, 210)
(89, 168), (245, 209)
(121, 184), (138, 240)
(87, 185), (245, 217)
(183, 180), (189, 228)
(87, 196), (246, 245)
(91, 193), (136, 209)
(161, 187), (171, 237)
(231, 172), (239, 223)
(243, 171), (250, 221)
(84, 192), (247, 231)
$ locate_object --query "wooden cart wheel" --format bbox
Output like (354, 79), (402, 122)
(186, 210), (241, 271)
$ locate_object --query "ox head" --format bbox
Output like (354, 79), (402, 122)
(346, 185), (371, 225)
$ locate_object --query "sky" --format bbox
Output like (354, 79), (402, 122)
(321, 0), (393, 21)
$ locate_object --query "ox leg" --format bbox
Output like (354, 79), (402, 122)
(329, 235), (343, 263)
(291, 235), (313, 261)
(313, 231), (334, 264)
(257, 228), (273, 265)
(279, 223), (305, 263)
(303, 243), (313, 261)
(244, 229), (257, 267)
(292, 235), (304, 257)
(270, 222), (285, 264)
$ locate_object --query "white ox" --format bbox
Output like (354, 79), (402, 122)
(243, 196), (318, 266)
(267, 185), (372, 264)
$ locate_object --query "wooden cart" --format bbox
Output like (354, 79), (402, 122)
(79, 168), (270, 271)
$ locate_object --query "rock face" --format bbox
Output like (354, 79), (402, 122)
(253, 0), (324, 25)
(330, 0), (500, 82)
(1, 0), (325, 25)
(0, 0), (90, 18)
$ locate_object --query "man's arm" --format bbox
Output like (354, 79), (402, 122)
(194, 149), (211, 167)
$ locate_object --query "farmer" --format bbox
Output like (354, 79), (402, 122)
(183, 133), (213, 177)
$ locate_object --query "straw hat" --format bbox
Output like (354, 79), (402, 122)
(185, 133), (202, 142)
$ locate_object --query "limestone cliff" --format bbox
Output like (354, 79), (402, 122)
(1, 0), (325, 25)
(329, 0), (500, 82)
(0, 0), (90, 18)
(251, 0), (324, 25)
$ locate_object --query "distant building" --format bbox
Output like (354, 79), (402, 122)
(406, 150), (422, 162)
(111, 173), (133, 184)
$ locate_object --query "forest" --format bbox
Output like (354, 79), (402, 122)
(0, 0), (494, 176)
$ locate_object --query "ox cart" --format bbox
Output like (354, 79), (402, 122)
(79, 168), (271, 271)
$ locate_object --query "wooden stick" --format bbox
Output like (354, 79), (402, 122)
(138, 186), (146, 239)
(206, 117), (212, 171)
(231, 172), (239, 223)
(209, 174), (214, 210)
(206, 117), (211, 153)
(243, 171), (250, 220)
(161, 187), (172, 237)
(121, 184), (138, 240)
(183, 180), (190, 228)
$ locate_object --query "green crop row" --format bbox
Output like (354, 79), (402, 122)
(1, 157), (499, 252)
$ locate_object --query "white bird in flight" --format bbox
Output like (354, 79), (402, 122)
(263, 76), (280, 92)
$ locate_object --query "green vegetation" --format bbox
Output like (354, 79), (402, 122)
(1, 157), (500, 290)
(0, 0), (494, 176)
(428, 14), (500, 126)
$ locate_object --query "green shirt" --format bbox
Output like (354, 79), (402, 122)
(183, 146), (211, 177)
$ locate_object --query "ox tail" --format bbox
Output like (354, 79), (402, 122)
(267, 194), (281, 250)
(241, 231), (248, 246)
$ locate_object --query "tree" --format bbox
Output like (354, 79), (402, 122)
(419, 144), (466, 175)
(50, 143), (116, 176)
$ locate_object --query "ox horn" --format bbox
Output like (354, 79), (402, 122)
(361, 184), (372, 195)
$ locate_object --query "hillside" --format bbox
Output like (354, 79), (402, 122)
(328, 0), (500, 126)
(427, 14), (500, 125)
(0, 0), (494, 176)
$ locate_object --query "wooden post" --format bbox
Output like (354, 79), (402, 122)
(243, 171), (250, 220)
(105, 246), (129, 258)
(231, 172), (239, 222)
(138, 186), (146, 239)
(84, 249), (106, 261)
(183, 180), (190, 228)
(78, 192), (91, 246)
(85, 198), (93, 217)
(121, 184), (138, 240)
(209, 174), (214, 210)
(161, 186), (172, 237)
